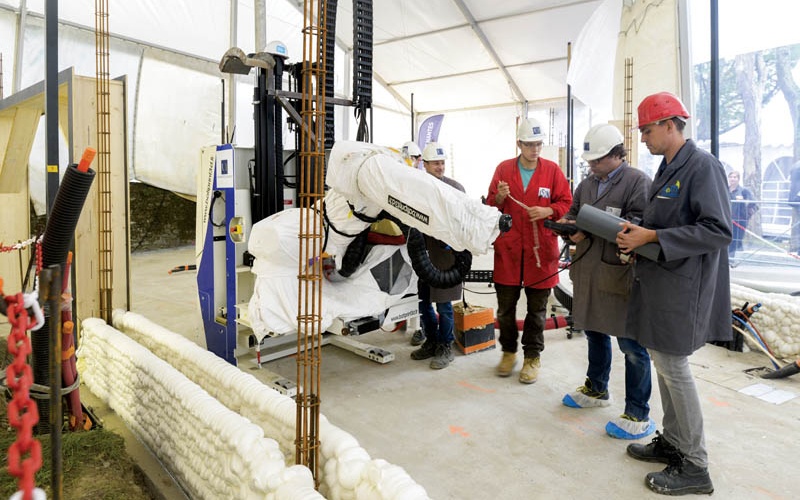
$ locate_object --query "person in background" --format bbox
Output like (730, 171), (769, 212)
(616, 92), (731, 496)
(402, 141), (423, 171)
(558, 123), (655, 440)
(409, 142), (464, 369)
(486, 117), (572, 384)
(727, 170), (756, 258)
(400, 139), (426, 346)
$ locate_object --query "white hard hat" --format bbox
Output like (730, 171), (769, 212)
(402, 141), (421, 157)
(421, 142), (447, 161)
(517, 118), (546, 142)
(582, 123), (624, 161)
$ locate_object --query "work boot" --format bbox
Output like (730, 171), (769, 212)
(627, 431), (681, 464)
(410, 339), (436, 360)
(518, 356), (540, 384)
(646, 458), (714, 496)
(410, 329), (426, 346)
(429, 343), (454, 370)
(562, 378), (612, 408)
(496, 352), (517, 377)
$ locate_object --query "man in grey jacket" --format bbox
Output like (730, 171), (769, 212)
(559, 123), (655, 440)
(616, 92), (731, 496)
(410, 142), (465, 369)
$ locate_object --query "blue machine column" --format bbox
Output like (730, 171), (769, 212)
(197, 144), (254, 365)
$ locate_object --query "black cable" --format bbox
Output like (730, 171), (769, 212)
(523, 237), (594, 288)
(21, 236), (41, 292)
(247, 159), (257, 194)
(322, 202), (370, 239)
(462, 286), (496, 295)
(462, 237), (595, 296)
(283, 151), (298, 188)
(354, 105), (370, 142)
(209, 191), (226, 228)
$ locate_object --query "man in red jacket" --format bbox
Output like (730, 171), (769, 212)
(486, 117), (572, 383)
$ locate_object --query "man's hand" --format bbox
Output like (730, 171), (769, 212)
(528, 206), (554, 222)
(556, 218), (585, 243)
(495, 181), (510, 204)
(616, 222), (656, 254)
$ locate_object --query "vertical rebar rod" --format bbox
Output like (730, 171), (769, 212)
(43, 265), (63, 500)
(95, 0), (113, 322)
(296, 0), (326, 486)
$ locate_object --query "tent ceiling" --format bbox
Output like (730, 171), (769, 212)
(333, 0), (602, 113)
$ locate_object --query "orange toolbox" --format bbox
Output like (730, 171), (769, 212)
(453, 303), (496, 355)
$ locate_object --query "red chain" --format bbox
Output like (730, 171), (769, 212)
(0, 237), (39, 254)
(35, 241), (43, 274)
(5, 293), (42, 500)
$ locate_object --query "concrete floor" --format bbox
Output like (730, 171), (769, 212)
(128, 245), (799, 500)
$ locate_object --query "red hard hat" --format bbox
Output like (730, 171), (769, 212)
(637, 92), (690, 127)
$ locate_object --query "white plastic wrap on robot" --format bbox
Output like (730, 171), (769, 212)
(247, 141), (504, 338)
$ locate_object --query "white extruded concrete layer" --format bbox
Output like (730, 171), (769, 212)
(86, 310), (429, 500)
(731, 284), (800, 359)
(78, 318), (318, 500)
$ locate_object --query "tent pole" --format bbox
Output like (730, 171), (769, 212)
(710, 0), (719, 158)
(411, 93), (415, 140)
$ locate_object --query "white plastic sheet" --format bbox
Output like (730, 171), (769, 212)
(247, 141), (504, 337)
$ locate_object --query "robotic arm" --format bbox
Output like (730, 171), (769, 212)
(247, 141), (509, 338)
(326, 141), (509, 254)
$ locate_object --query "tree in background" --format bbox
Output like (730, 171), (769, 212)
(735, 52), (767, 200)
(693, 59), (749, 142)
(775, 45), (800, 252)
(693, 44), (800, 211)
(775, 45), (800, 162)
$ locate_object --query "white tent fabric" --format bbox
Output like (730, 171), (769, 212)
(1, 0), (687, 206)
(567, 0), (622, 122)
(614, 0), (681, 119)
(247, 141), (504, 337)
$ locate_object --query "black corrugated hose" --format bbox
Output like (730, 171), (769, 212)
(33, 163), (95, 433)
(406, 227), (472, 289)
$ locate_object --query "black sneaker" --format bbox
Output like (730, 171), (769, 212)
(627, 431), (681, 464)
(410, 330), (426, 346)
(646, 459), (714, 496)
(430, 343), (454, 370)
(410, 339), (436, 360)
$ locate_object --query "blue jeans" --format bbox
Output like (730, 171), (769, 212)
(418, 283), (455, 344)
(585, 330), (652, 421)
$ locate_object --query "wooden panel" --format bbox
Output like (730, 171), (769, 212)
(0, 107), (41, 193)
(72, 75), (101, 322)
(0, 190), (31, 300)
(0, 116), (12, 171)
(72, 75), (130, 326)
(0, 72), (130, 329)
